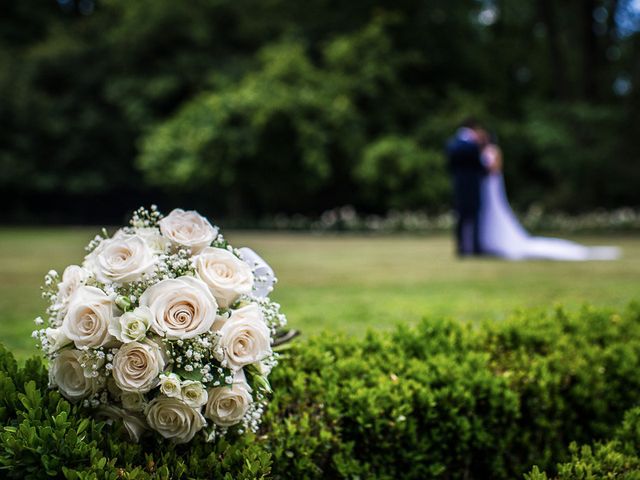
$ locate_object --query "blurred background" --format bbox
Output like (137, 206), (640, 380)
(2, 0), (640, 360)
(1, 0), (640, 224)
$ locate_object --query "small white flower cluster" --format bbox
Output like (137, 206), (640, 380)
(33, 207), (286, 444)
(248, 296), (288, 336)
(130, 204), (162, 228)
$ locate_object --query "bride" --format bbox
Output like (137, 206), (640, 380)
(477, 135), (620, 261)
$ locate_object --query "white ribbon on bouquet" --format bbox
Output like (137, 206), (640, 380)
(238, 247), (276, 298)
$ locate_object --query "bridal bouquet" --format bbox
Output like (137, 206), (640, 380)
(33, 206), (287, 444)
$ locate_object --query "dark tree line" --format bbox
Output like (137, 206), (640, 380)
(0, 0), (638, 223)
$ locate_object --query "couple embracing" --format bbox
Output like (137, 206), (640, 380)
(447, 119), (619, 261)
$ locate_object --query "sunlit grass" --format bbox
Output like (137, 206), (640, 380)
(1, 228), (639, 361)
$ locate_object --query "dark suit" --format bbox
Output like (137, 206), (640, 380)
(446, 133), (487, 255)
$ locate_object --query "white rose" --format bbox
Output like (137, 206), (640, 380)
(216, 304), (271, 370)
(84, 234), (156, 284)
(212, 311), (231, 332)
(54, 265), (93, 320)
(193, 247), (254, 308)
(49, 349), (99, 402)
(238, 247), (276, 298)
(122, 414), (148, 442)
(98, 405), (148, 442)
(159, 209), (218, 254)
(252, 360), (273, 377)
(44, 327), (72, 352)
(205, 375), (252, 427)
(112, 341), (165, 393)
(61, 286), (116, 349)
(140, 276), (218, 340)
(109, 306), (152, 343)
(135, 227), (171, 254)
(181, 380), (208, 408)
(159, 373), (182, 398)
(145, 397), (206, 444)
(121, 391), (146, 412)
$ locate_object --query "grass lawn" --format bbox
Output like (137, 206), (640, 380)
(1, 228), (639, 361)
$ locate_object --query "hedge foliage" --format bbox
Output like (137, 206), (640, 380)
(526, 407), (640, 479)
(2, 303), (640, 478)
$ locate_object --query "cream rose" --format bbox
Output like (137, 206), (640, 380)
(49, 349), (99, 402)
(121, 391), (146, 412)
(98, 405), (148, 442)
(61, 286), (116, 349)
(159, 373), (182, 398)
(181, 380), (208, 408)
(159, 209), (218, 254)
(84, 235), (156, 284)
(122, 413), (148, 442)
(212, 311), (231, 332)
(193, 247), (254, 308)
(134, 227), (171, 254)
(145, 397), (206, 444)
(54, 265), (92, 319)
(205, 375), (252, 427)
(112, 341), (165, 393)
(216, 304), (271, 370)
(109, 306), (152, 343)
(44, 327), (72, 352)
(140, 276), (217, 340)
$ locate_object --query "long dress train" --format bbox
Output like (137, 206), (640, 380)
(479, 173), (620, 261)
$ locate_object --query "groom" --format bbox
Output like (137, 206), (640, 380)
(446, 118), (489, 256)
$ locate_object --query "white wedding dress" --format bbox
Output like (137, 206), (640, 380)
(478, 168), (620, 261)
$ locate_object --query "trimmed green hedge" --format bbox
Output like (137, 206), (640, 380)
(526, 407), (640, 479)
(2, 303), (640, 478)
